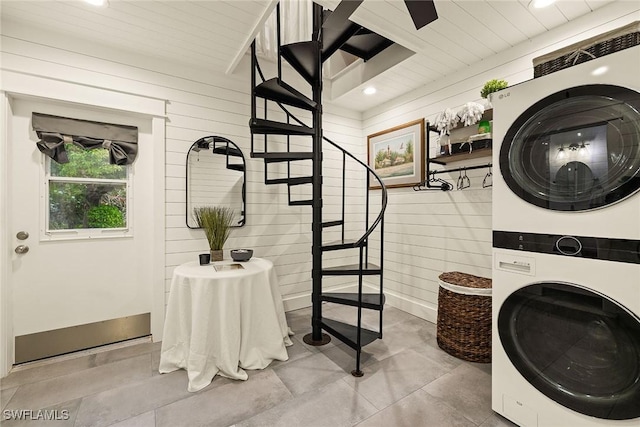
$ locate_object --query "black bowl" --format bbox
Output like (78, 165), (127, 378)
(230, 249), (253, 262)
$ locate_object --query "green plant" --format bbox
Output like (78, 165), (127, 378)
(193, 206), (235, 251)
(87, 204), (125, 228)
(480, 79), (508, 99)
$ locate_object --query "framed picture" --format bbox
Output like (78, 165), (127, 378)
(367, 118), (425, 189)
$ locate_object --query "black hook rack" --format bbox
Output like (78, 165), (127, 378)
(414, 120), (493, 191)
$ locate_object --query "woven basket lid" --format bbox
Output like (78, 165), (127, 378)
(438, 271), (492, 296)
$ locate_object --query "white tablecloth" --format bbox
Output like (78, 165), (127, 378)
(159, 258), (292, 392)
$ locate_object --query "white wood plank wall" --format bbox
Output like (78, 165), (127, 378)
(0, 19), (365, 315)
(2, 1), (638, 325)
(362, 4), (640, 322)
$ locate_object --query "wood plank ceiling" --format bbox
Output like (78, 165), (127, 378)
(0, 0), (616, 112)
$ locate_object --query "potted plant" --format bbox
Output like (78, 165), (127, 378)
(193, 206), (235, 261)
(480, 79), (508, 100)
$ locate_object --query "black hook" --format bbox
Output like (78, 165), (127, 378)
(462, 167), (470, 189)
(482, 166), (493, 188)
(457, 167), (470, 190)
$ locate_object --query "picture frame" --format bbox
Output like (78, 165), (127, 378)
(367, 118), (425, 189)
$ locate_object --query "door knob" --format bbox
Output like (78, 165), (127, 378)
(15, 245), (29, 254)
(16, 231), (29, 240)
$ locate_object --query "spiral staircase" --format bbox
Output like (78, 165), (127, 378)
(249, 2), (388, 376)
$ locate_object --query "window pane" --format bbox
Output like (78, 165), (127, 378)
(49, 182), (127, 230)
(50, 143), (127, 179)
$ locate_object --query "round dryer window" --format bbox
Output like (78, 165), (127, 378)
(498, 282), (640, 420)
(500, 84), (640, 211)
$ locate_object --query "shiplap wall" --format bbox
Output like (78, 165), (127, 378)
(362, 2), (640, 322)
(0, 18), (365, 314)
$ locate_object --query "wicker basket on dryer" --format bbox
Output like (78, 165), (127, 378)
(533, 21), (640, 78)
(436, 271), (492, 363)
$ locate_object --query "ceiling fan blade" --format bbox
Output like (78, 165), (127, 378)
(404, 0), (438, 30)
(323, 0), (364, 29)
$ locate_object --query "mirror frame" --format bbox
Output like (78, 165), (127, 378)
(186, 135), (246, 229)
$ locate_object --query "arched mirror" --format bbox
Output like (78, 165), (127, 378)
(186, 136), (246, 228)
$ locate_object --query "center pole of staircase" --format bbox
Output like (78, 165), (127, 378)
(303, 2), (331, 347)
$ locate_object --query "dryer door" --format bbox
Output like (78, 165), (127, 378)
(500, 84), (640, 211)
(498, 282), (640, 420)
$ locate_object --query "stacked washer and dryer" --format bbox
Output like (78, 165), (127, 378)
(491, 46), (640, 426)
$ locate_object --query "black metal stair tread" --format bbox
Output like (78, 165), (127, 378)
(212, 146), (243, 157)
(321, 239), (365, 251)
(280, 41), (319, 85)
(265, 176), (313, 186)
(255, 78), (317, 111)
(226, 164), (244, 171)
(322, 220), (344, 228)
(252, 152), (313, 163)
(321, 292), (385, 310)
(322, 263), (381, 275)
(321, 318), (379, 350)
(340, 31), (395, 61)
(322, 0), (363, 29)
(289, 200), (313, 206)
(249, 118), (314, 136)
(322, 18), (362, 61)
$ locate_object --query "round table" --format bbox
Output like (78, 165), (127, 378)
(159, 258), (292, 392)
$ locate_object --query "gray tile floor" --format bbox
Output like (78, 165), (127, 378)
(0, 304), (517, 427)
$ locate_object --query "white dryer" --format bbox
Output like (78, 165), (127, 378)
(492, 234), (640, 426)
(492, 46), (640, 240)
(491, 45), (640, 426)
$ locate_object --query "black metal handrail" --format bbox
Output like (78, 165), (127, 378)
(323, 136), (387, 247)
(252, 48), (387, 248)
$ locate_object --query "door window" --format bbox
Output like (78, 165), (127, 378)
(44, 142), (131, 239)
(500, 85), (640, 211)
(498, 282), (640, 420)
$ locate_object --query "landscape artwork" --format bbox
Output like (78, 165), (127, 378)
(372, 132), (415, 179)
(368, 119), (425, 189)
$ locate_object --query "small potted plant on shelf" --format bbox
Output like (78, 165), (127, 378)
(193, 206), (235, 261)
(480, 79), (508, 101)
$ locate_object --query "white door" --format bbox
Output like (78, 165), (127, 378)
(9, 97), (155, 362)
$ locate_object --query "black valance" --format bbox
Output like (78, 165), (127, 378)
(32, 113), (138, 165)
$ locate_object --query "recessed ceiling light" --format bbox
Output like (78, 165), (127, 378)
(85, 0), (107, 6)
(363, 86), (377, 95)
(529, 0), (555, 9)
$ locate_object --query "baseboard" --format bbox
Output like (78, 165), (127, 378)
(284, 284), (437, 325)
(363, 283), (437, 324)
(282, 294), (311, 312)
(282, 282), (359, 312)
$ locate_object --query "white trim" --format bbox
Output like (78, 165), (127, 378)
(150, 116), (166, 342)
(283, 283), (438, 326)
(364, 283), (438, 324)
(283, 293), (312, 313)
(0, 93), (13, 377)
(1, 70), (166, 118)
(0, 73), (166, 375)
(225, 0), (279, 75)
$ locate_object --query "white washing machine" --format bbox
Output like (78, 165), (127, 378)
(491, 45), (640, 426)
(492, 46), (640, 240)
(492, 235), (640, 426)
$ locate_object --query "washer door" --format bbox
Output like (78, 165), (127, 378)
(498, 282), (640, 420)
(500, 84), (640, 211)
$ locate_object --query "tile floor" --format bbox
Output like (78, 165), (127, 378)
(0, 304), (517, 427)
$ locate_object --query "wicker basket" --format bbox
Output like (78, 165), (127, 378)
(533, 21), (640, 78)
(436, 271), (492, 363)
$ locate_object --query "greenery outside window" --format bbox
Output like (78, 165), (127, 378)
(44, 143), (131, 239)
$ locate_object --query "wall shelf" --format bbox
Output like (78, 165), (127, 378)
(415, 108), (493, 191)
(430, 147), (492, 165)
